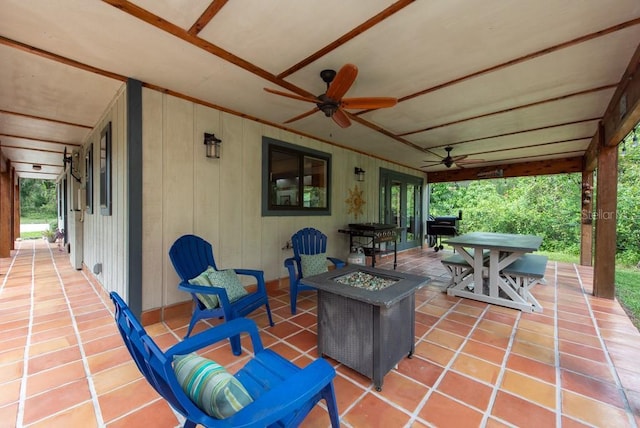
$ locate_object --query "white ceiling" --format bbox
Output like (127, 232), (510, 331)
(1, 0), (639, 180)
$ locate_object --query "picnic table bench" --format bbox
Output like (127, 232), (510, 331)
(442, 232), (545, 312)
(501, 254), (548, 312)
(441, 250), (489, 287)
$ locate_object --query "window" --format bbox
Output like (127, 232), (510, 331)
(262, 137), (331, 216)
(85, 143), (93, 214)
(99, 121), (112, 216)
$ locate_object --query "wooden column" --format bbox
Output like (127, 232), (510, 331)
(0, 157), (11, 257)
(593, 139), (618, 299)
(580, 170), (594, 266)
(13, 177), (20, 246)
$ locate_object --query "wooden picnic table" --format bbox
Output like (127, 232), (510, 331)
(442, 232), (543, 312)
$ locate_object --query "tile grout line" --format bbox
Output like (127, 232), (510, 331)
(407, 299), (492, 426)
(480, 306), (522, 427)
(0, 239), (21, 294)
(16, 240), (33, 428)
(77, 254), (178, 426)
(553, 261), (562, 427)
(47, 245), (106, 427)
(572, 263), (638, 428)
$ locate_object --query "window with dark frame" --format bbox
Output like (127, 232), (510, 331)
(262, 137), (331, 216)
(85, 143), (93, 214)
(99, 122), (112, 216)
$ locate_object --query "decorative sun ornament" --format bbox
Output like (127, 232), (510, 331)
(346, 184), (366, 219)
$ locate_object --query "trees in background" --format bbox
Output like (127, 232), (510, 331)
(19, 178), (57, 220)
(429, 141), (639, 267)
(616, 132), (640, 266)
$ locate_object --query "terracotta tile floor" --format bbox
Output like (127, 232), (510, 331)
(1, 239), (639, 427)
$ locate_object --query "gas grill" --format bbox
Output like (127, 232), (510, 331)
(426, 210), (462, 251)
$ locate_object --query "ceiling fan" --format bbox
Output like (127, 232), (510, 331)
(264, 63), (397, 128)
(422, 146), (484, 169)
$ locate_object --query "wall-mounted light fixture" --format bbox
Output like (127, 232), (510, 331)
(354, 167), (365, 182)
(204, 132), (222, 158)
(62, 147), (81, 182)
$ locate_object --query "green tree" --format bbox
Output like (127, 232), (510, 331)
(20, 178), (57, 220)
(616, 132), (640, 265)
(429, 174), (581, 254)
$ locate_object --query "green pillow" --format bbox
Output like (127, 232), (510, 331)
(173, 353), (253, 419)
(300, 253), (328, 277)
(188, 266), (219, 309)
(206, 269), (248, 303)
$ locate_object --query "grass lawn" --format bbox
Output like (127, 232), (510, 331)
(616, 268), (640, 331)
(538, 251), (579, 264)
(21, 231), (46, 240)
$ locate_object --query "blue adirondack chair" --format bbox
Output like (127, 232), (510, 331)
(169, 234), (274, 355)
(110, 292), (340, 428)
(284, 227), (345, 314)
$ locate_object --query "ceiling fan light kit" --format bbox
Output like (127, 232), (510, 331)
(265, 63), (397, 128)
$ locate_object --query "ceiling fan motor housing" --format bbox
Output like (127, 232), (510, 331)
(316, 94), (339, 117)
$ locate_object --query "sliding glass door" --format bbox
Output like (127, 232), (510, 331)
(379, 168), (423, 251)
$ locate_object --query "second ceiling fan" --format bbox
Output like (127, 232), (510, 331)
(422, 146), (485, 169)
(264, 63), (397, 128)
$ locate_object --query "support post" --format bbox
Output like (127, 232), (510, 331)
(0, 157), (11, 257)
(593, 131), (618, 299)
(580, 170), (594, 266)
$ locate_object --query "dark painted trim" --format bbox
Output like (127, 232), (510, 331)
(127, 79), (143, 317)
(261, 136), (332, 216)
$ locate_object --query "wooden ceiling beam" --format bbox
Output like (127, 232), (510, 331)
(601, 40), (640, 147)
(188, 0), (229, 35)
(583, 123), (602, 173)
(0, 109), (92, 129)
(0, 134), (81, 147)
(427, 157), (583, 183)
(0, 35), (126, 83)
(400, 85), (615, 137)
(276, 0), (414, 79)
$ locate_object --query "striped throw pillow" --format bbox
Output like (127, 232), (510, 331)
(173, 353), (253, 419)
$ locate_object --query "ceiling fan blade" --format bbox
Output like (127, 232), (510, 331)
(341, 97), (398, 109)
(264, 88), (317, 104)
(326, 63), (358, 100)
(451, 155), (469, 162)
(283, 107), (319, 124)
(332, 108), (351, 128)
(456, 158), (485, 164)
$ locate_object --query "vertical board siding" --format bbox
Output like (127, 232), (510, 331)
(162, 95), (195, 306)
(82, 84), (128, 300)
(131, 88), (424, 311)
(141, 89), (164, 310)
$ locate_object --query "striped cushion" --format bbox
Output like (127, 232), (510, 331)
(188, 267), (220, 309)
(173, 353), (253, 419)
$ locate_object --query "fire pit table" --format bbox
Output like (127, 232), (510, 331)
(300, 265), (429, 390)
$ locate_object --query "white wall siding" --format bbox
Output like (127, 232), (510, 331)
(141, 89), (164, 310)
(82, 84), (128, 300)
(131, 88), (424, 311)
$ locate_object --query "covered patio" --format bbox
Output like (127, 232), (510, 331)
(1, 239), (638, 427)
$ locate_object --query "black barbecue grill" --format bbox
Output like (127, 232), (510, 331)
(426, 210), (462, 251)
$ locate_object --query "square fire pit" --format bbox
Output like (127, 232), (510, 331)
(300, 265), (429, 390)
